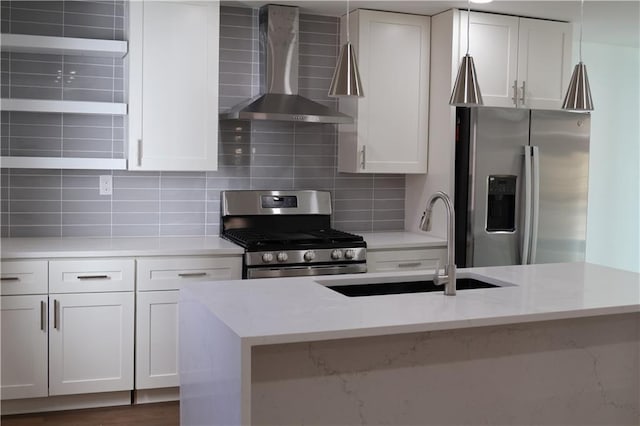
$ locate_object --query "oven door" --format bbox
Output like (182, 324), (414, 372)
(246, 263), (367, 279)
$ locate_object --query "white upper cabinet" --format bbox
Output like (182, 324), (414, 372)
(459, 11), (572, 110)
(338, 10), (430, 174)
(128, 1), (220, 171)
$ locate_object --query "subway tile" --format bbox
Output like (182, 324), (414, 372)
(219, 84), (253, 99)
(294, 144), (335, 157)
(250, 131), (294, 145)
(218, 69), (253, 85)
(63, 26), (116, 40)
(335, 199), (373, 211)
(299, 54), (336, 68)
(63, 88), (114, 102)
(7, 23), (62, 37)
(9, 174), (61, 188)
(9, 111), (62, 125)
(219, 37), (254, 52)
(373, 175), (406, 189)
(250, 144), (293, 156)
(10, 2), (64, 13)
(62, 138), (114, 153)
(251, 120), (294, 134)
(10, 86), (62, 100)
(251, 155), (294, 168)
(10, 200), (61, 213)
(293, 178), (334, 191)
(62, 200), (110, 213)
(299, 32), (337, 47)
(113, 212), (160, 226)
(372, 220), (404, 231)
(206, 177), (249, 191)
(113, 188), (159, 201)
(250, 166), (293, 179)
(112, 225), (158, 237)
(373, 188), (405, 200)
(62, 225), (111, 237)
(373, 199), (405, 210)
(160, 175), (206, 190)
(160, 224), (205, 237)
(64, 12), (117, 29)
(250, 178), (293, 190)
(294, 132), (336, 145)
(295, 155), (335, 168)
(219, 25), (253, 40)
(63, 1), (118, 16)
(333, 221), (371, 233)
(335, 176), (374, 189)
(10, 225), (61, 237)
(64, 54), (115, 66)
(10, 212), (60, 226)
(159, 200), (205, 213)
(10, 8), (63, 26)
(160, 189), (206, 201)
(298, 64), (337, 79)
(113, 175), (159, 189)
(373, 209), (405, 221)
(294, 166), (334, 179)
(9, 124), (62, 138)
(333, 210), (372, 222)
(62, 187), (109, 201)
(218, 13), (254, 28)
(62, 212), (110, 225)
(112, 201), (159, 214)
(299, 76), (333, 90)
(219, 61), (253, 75)
(160, 212), (205, 225)
(9, 73), (63, 89)
(9, 187), (61, 200)
(334, 188), (374, 200)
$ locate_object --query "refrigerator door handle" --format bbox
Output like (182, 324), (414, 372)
(530, 146), (541, 264)
(521, 146), (532, 265)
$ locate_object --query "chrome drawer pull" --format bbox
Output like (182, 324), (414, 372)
(54, 299), (60, 330)
(1, 277), (20, 281)
(178, 272), (208, 278)
(77, 275), (110, 280)
(40, 301), (46, 331)
(397, 262), (421, 268)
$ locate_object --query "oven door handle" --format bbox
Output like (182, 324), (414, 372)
(246, 264), (367, 279)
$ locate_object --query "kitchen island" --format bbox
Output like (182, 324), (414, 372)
(179, 262), (640, 425)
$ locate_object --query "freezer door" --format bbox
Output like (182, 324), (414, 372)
(529, 110), (590, 263)
(470, 108), (530, 266)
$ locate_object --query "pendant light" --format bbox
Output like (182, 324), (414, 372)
(328, 0), (364, 97)
(562, 0), (594, 111)
(449, 0), (483, 106)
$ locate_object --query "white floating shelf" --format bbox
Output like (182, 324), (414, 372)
(1, 33), (128, 58)
(1, 98), (127, 115)
(0, 156), (127, 170)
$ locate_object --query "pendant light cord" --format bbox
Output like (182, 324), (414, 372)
(346, 0), (350, 43)
(579, 0), (583, 62)
(466, 0), (470, 55)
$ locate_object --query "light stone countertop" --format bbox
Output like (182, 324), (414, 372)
(358, 231), (446, 249)
(0, 231), (445, 259)
(0, 236), (244, 258)
(180, 262), (640, 345)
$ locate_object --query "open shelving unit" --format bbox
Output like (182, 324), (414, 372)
(0, 33), (128, 57)
(1, 33), (129, 170)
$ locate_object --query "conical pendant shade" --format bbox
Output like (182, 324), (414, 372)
(562, 62), (594, 111)
(329, 42), (364, 97)
(449, 54), (483, 106)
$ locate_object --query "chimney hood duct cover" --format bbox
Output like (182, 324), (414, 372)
(219, 5), (353, 124)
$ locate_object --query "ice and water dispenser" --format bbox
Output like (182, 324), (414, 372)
(486, 175), (516, 232)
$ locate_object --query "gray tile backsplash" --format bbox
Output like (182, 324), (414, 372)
(1, 3), (405, 238)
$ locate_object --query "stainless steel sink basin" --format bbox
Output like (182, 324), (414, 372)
(326, 278), (499, 297)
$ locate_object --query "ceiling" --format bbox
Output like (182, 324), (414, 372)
(224, 1), (640, 47)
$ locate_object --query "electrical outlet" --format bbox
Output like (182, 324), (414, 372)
(99, 175), (112, 195)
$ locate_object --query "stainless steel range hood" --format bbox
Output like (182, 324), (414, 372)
(219, 5), (353, 124)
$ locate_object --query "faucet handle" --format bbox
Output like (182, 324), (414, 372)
(432, 260), (443, 286)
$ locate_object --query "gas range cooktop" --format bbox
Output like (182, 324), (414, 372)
(220, 190), (367, 279)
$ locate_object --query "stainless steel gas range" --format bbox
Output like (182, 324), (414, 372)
(220, 190), (367, 279)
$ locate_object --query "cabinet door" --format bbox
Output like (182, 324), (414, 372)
(460, 11), (519, 108)
(136, 290), (179, 389)
(517, 18), (572, 110)
(339, 10), (430, 173)
(128, 1), (219, 171)
(1, 295), (48, 400)
(48, 292), (134, 396)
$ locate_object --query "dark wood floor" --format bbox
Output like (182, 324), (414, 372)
(1, 401), (179, 426)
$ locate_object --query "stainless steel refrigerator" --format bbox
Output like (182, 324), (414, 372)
(454, 107), (590, 267)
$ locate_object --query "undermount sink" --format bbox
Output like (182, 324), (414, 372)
(326, 278), (500, 297)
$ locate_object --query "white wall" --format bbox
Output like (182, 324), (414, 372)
(583, 42), (640, 272)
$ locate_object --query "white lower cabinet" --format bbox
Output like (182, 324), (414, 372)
(135, 290), (179, 389)
(0, 295), (48, 400)
(48, 292), (134, 396)
(367, 248), (447, 273)
(135, 256), (242, 390)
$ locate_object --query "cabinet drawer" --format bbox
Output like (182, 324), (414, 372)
(49, 259), (135, 293)
(1, 261), (48, 295)
(367, 248), (446, 273)
(137, 256), (242, 291)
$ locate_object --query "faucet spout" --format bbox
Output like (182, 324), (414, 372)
(419, 191), (456, 296)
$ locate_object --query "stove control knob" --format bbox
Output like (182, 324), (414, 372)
(262, 253), (274, 263)
(344, 249), (356, 260)
(277, 252), (288, 262)
(303, 250), (316, 262)
(331, 249), (343, 260)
